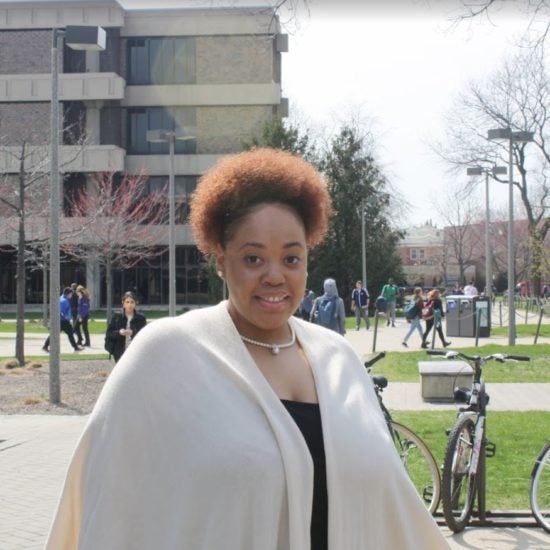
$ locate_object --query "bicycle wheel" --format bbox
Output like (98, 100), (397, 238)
(530, 441), (550, 533)
(441, 415), (478, 533)
(389, 421), (441, 514)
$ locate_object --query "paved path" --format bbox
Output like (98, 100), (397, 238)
(1, 319), (550, 549)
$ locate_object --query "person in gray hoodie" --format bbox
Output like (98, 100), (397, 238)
(310, 278), (346, 335)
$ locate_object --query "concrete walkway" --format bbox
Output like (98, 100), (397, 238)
(1, 319), (550, 549)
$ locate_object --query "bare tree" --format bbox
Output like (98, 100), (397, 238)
(432, 186), (484, 285)
(433, 48), (550, 295)
(452, 1), (550, 47)
(64, 171), (168, 321)
(0, 142), (52, 365)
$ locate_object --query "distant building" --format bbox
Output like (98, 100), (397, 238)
(397, 221), (475, 288)
(0, 0), (288, 307)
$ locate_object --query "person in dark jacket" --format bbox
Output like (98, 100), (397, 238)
(74, 285), (91, 347)
(105, 291), (147, 362)
(421, 288), (451, 348)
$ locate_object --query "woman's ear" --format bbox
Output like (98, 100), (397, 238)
(215, 247), (225, 279)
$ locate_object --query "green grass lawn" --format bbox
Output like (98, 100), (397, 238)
(366, 344), (550, 383)
(392, 410), (550, 510)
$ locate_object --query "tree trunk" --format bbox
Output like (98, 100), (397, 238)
(106, 259), (113, 323)
(15, 144), (26, 366)
(42, 250), (49, 326)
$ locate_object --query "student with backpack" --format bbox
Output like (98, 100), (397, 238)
(401, 287), (424, 347)
(310, 278), (346, 335)
(421, 288), (451, 349)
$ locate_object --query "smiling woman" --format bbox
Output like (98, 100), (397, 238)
(46, 148), (449, 550)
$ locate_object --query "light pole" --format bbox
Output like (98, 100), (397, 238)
(49, 26), (105, 404)
(466, 165), (507, 302)
(487, 128), (534, 345)
(361, 198), (367, 287)
(146, 130), (193, 316)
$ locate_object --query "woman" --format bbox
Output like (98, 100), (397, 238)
(46, 149), (448, 549)
(421, 288), (451, 349)
(104, 291), (146, 363)
(402, 286), (424, 347)
(310, 278), (346, 335)
(74, 285), (91, 347)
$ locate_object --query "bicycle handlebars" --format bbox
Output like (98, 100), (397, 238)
(363, 351), (386, 369)
(427, 350), (530, 363)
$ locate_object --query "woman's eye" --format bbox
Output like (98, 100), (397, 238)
(286, 255), (301, 265)
(244, 255), (262, 265)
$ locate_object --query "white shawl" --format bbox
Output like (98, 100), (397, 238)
(46, 301), (449, 549)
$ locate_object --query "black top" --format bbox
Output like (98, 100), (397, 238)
(105, 311), (147, 362)
(281, 400), (328, 550)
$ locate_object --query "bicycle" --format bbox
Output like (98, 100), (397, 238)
(531, 438), (550, 533)
(364, 352), (441, 514)
(428, 349), (530, 533)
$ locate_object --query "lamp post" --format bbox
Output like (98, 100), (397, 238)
(49, 25), (105, 404)
(361, 198), (367, 287)
(146, 130), (193, 316)
(487, 128), (534, 345)
(466, 165), (507, 302)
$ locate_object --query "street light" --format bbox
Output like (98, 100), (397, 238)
(466, 164), (507, 302)
(487, 127), (534, 345)
(146, 130), (193, 317)
(49, 25), (106, 404)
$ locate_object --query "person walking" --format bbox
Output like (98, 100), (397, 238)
(104, 291), (147, 363)
(401, 287), (424, 347)
(421, 288), (451, 348)
(351, 280), (370, 330)
(42, 287), (84, 353)
(463, 280), (478, 296)
(310, 278), (346, 335)
(74, 285), (91, 347)
(381, 277), (399, 327)
(298, 288), (315, 321)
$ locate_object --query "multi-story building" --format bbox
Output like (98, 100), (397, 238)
(0, 0), (287, 307)
(398, 221), (475, 288)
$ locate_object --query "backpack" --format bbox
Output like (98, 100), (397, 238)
(317, 296), (338, 329)
(404, 301), (417, 320)
(375, 295), (387, 313)
(421, 301), (434, 320)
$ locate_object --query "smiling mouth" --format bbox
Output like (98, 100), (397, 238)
(258, 295), (288, 304)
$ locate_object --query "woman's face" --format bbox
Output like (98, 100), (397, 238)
(122, 297), (136, 315)
(216, 203), (308, 339)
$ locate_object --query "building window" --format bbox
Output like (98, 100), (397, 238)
(127, 107), (197, 154)
(146, 175), (198, 223)
(410, 248), (425, 262)
(127, 37), (196, 85)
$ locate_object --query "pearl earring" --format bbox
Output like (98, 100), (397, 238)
(217, 270), (224, 278)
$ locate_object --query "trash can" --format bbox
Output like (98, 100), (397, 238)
(445, 295), (490, 337)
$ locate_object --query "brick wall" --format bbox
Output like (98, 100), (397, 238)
(198, 105), (272, 153)
(0, 103), (50, 144)
(0, 30), (52, 74)
(197, 35), (273, 84)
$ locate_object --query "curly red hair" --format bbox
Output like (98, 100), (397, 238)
(189, 148), (332, 253)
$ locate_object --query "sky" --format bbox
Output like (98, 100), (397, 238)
(120, 0), (533, 227)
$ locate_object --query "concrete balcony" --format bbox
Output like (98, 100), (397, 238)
(123, 82), (280, 107)
(125, 153), (223, 176)
(0, 72), (125, 102)
(0, 145), (125, 174)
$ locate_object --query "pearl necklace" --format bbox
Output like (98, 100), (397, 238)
(239, 324), (296, 355)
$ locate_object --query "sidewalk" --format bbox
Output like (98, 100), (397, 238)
(1, 320), (550, 549)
